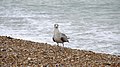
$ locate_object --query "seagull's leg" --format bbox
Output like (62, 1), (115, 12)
(60, 43), (65, 51)
(57, 43), (59, 46)
(62, 43), (64, 47)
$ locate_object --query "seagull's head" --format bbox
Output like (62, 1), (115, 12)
(54, 24), (59, 28)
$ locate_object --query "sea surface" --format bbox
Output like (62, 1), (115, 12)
(0, 0), (120, 55)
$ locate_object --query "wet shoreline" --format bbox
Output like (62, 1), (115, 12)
(0, 36), (120, 67)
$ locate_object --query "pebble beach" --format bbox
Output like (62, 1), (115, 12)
(0, 36), (120, 67)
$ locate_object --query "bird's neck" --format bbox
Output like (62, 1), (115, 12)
(54, 28), (60, 35)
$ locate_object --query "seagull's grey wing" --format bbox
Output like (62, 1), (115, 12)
(61, 33), (70, 39)
(60, 33), (69, 42)
(61, 33), (67, 38)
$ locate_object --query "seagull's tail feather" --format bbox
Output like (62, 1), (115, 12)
(67, 37), (70, 39)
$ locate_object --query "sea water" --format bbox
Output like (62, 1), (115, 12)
(0, 0), (120, 55)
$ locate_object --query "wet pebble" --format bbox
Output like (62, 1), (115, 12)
(0, 36), (120, 66)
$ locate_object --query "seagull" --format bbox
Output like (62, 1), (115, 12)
(53, 24), (69, 47)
